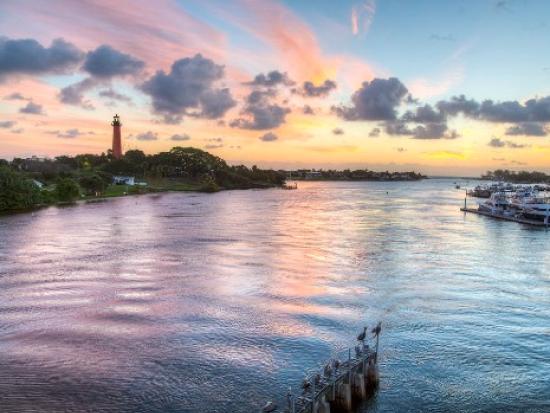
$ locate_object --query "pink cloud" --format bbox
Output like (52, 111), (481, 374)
(351, 1), (376, 36)
(0, 0), (228, 71)
(203, 0), (377, 85)
(408, 64), (464, 99)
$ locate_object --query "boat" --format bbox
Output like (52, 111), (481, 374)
(510, 189), (550, 223)
(478, 192), (515, 216)
(467, 185), (492, 198)
(282, 171), (298, 190)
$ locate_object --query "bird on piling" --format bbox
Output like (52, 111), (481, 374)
(357, 326), (368, 344)
(332, 358), (340, 371)
(323, 362), (332, 378)
(314, 373), (322, 386)
(301, 378), (311, 392)
(372, 322), (382, 337)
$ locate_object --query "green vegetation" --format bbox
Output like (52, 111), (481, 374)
(79, 174), (106, 195)
(0, 167), (43, 212)
(287, 169), (426, 181)
(482, 169), (550, 183)
(0, 147), (285, 214)
(55, 178), (81, 202)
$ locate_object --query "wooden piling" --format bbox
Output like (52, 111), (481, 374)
(334, 382), (352, 412)
(352, 372), (366, 400)
(365, 357), (379, 389)
(313, 395), (331, 413)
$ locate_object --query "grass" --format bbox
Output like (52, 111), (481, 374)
(84, 180), (208, 201)
(82, 176), (275, 203)
(102, 184), (131, 197)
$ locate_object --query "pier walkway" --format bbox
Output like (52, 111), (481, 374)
(461, 207), (549, 227)
(262, 325), (381, 413)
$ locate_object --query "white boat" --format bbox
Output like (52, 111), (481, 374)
(478, 192), (515, 216)
(511, 190), (550, 223)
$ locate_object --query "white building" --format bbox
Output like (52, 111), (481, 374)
(113, 176), (135, 185)
(31, 179), (44, 189)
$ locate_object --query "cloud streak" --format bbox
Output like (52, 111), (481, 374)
(170, 134), (190, 141)
(488, 137), (529, 149)
(19, 101), (44, 115)
(259, 132), (278, 142)
(135, 131), (158, 141)
(351, 1), (376, 36)
(294, 79), (337, 97)
(0, 121), (16, 128)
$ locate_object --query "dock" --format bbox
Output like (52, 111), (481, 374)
(262, 324), (381, 413)
(461, 207), (549, 227)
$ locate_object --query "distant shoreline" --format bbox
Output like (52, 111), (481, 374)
(289, 177), (427, 182)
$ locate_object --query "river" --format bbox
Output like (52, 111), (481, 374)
(0, 179), (548, 412)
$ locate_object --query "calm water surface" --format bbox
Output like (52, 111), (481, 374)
(0, 179), (549, 412)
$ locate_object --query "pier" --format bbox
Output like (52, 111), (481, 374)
(262, 324), (381, 413)
(461, 207), (549, 227)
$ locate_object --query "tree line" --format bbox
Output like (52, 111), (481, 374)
(0, 147), (285, 213)
(481, 169), (550, 183)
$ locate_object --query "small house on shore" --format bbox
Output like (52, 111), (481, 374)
(31, 179), (45, 189)
(113, 176), (135, 186)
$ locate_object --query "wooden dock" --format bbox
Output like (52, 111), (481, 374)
(262, 326), (381, 413)
(461, 208), (549, 227)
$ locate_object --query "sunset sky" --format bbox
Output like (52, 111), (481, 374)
(1, 0), (550, 175)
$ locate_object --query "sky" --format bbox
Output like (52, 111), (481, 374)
(1, 0), (550, 176)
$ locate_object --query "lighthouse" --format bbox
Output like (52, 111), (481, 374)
(111, 114), (123, 159)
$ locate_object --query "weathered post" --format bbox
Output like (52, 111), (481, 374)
(311, 380), (316, 413)
(287, 387), (295, 413)
(334, 382), (352, 412)
(352, 369), (367, 400)
(313, 394), (331, 413)
(348, 348), (351, 383)
(366, 356), (379, 390)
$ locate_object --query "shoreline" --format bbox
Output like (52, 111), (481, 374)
(0, 183), (279, 217)
(1, 177), (450, 217)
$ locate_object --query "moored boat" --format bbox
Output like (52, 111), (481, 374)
(478, 192), (515, 216)
(511, 190), (550, 223)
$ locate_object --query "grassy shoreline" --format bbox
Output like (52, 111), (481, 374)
(0, 180), (280, 217)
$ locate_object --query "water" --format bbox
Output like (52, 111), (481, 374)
(0, 179), (548, 413)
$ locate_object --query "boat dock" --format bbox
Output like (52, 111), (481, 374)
(262, 324), (381, 413)
(461, 207), (549, 227)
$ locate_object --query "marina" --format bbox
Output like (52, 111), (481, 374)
(466, 183), (550, 198)
(462, 183), (550, 226)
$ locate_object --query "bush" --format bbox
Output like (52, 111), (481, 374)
(0, 166), (42, 212)
(79, 174), (106, 195)
(199, 175), (220, 193)
(55, 178), (80, 202)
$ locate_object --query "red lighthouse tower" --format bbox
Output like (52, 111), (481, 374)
(111, 114), (123, 159)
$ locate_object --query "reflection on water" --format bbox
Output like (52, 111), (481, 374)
(0, 180), (549, 412)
